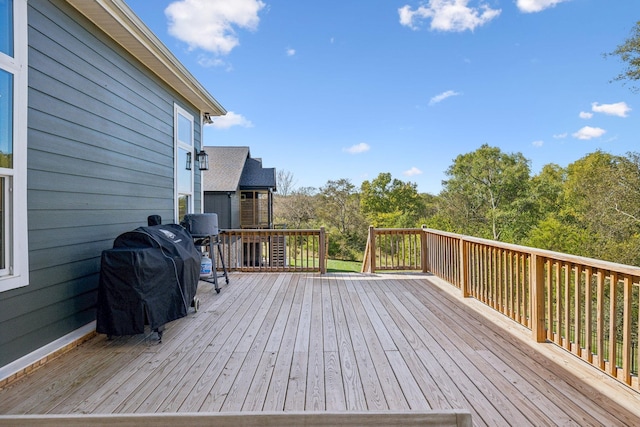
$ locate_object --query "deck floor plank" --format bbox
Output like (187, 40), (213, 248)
(329, 277), (367, 411)
(396, 281), (546, 426)
(344, 277), (409, 410)
(408, 276), (640, 426)
(2, 272), (640, 426)
(362, 279), (452, 411)
(337, 276), (388, 410)
(402, 278), (584, 426)
(306, 278), (325, 411)
(262, 274), (304, 411)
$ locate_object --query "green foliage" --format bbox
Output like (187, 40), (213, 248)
(273, 146), (640, 267)
(525, 215), (589, 254)
(318, 179), (367, 260)
(439, 144), (532, 242)
(360, 173), (425, 228)
(326, 258), (362, 273)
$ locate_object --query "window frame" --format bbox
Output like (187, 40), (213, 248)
(174, 104), (195, 223)
(0, 0), (29, 292)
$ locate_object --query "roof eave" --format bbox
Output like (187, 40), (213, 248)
(66, 0), (226, 117)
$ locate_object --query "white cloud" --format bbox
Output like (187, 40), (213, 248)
(429, 90), (461, 105)
(532, 140), (544, 147)
(579, 111), (593, 119)
(197, 55), (227, 68)
(591, 102), (631, 118)
(399, 1), (501, 32)
(210, 111), (254, 129)
(165, 0), (265, 55)
(572, 126), (606, 140)
(516, 0), (572, 13)
(553, 132), (568, 139)
(403, 167), (423, 177)
(344, 143), (371, 154)
(286, 48), (296, 56)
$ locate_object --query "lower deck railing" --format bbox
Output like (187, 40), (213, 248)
(362, 226), (640, 391)
(213, 228), (326, 273)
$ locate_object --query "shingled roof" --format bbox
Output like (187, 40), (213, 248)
(202, 146), (276, 192)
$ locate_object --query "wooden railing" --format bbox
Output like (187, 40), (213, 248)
(363, 226), (640, 390)
(215, 228), (326, 273)
(361, 226), (428, 273)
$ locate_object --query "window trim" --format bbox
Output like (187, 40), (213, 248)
(0, 0), (29, 292)
(174, 104), (195, 223)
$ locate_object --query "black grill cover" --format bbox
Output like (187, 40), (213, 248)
(96, 224), (200, 336)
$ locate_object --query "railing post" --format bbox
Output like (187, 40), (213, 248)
(531, 254), (546, 342)
(367, 226), (376, 274)
(319, 227), (326, 274)
(421, 226), (429, 273)
(460, 238), (470, 297)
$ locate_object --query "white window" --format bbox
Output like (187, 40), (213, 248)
(174, 104), (194, 223)
(0, 0), (29, 292)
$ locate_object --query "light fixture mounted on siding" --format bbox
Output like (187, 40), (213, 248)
(197, 149), (209, 170)
(186, 148), (209, 171)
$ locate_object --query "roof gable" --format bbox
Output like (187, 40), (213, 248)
(203, 147), (276, 192)
(203, 147), (250, 192)
(240, 158), (276, 190)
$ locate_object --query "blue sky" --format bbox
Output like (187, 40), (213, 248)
(125, 0), (639, 195)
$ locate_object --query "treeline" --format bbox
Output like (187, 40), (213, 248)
(274, 144), (640, 267)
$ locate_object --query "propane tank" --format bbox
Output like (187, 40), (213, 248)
(200, 252), (212, 279)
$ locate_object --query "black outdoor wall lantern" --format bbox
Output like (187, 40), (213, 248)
(197, 149), (209, 170)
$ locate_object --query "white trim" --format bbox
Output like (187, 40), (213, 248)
(174, 104), (194, 223)
(0, 0), (29, 292)
(199, 115), (205, 213)
(0, 322), (96, 383)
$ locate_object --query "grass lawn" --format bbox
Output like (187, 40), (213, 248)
(326, 259), (362, 273)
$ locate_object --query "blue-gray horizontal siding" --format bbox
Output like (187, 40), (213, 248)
(0, 0), (204, 367)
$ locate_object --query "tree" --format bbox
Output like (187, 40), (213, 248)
(439, 144), (531, 241)
(562, 151), (640, 264)
(276, 169), (296, 197)
(523, 163), (569, 249)
(360, 173), (425, 228)
(273, 186), (318, 229)
(318, 179), (367, 260)
(607, 20), (640, 92)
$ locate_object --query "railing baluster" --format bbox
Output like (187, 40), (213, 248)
(564, 262), (571, 351)
(623, 274), (632, 385)
(609, 272), (619, 377)
(574, 264), (582, 357)
(585, 266), (593, 363)
(597, 269), (605, 370)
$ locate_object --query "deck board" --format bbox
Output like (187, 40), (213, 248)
(2, 272), (640, 426)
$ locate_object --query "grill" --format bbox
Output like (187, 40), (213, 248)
(181, 213), (219, 237)
(181, 213), (229, 293)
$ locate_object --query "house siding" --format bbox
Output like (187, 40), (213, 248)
(204, 193), (241, 230)
(0, 0), (204, 367)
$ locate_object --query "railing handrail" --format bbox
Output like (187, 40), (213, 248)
(222, 228), (321, 234)
(422, 227), (640, 276)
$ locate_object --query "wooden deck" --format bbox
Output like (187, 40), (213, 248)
(1, 272), (640, 426)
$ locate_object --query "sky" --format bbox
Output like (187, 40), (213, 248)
(124, 0), (640, 195)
